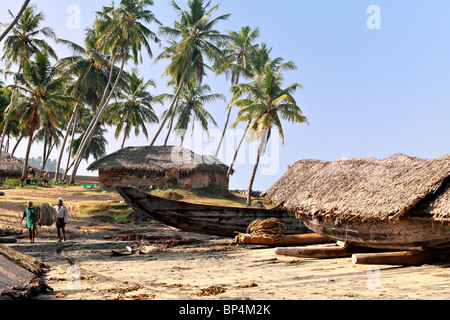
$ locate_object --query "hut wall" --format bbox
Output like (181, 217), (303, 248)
(98, 169), (228, 190)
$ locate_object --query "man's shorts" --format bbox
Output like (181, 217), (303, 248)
(56, 218), (66, 229)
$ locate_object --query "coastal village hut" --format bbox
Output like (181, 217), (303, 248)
(87, 146), (232, 190)
(265, 154), (450, 249)
(0, 152), (23, 183)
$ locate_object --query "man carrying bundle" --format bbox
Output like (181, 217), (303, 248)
(54, 197), (68, 242)
(21, 200), (37, 243)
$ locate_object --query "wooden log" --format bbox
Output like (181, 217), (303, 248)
(237, 233), (330, 246)
(276, 245), (361, 259)
(352, 249), (450, 266)
(0, 236), (17, 243)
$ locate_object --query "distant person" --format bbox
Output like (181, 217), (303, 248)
(54, 197), (68, 242)
(26, 167), (35, 185)
(43, 171), (50, 187)
(21, 200), (37, 243)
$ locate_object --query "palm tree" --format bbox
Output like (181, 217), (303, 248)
(213, 26), (260, 157)
(230, 62), (308, 206)
(0, 5), (57, 158)
(54, 28), (128, 181)
(70, 0), (160, 184)
(226, 44), (298, 177)
(163, 81), (224, 146)
(104, 69), (159, 149)
(8, 51), (77, 187)
(150, 0), (230, 146)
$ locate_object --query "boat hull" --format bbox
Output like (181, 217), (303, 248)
(301, 215), (450, 250)
(116, 187), (308, 237)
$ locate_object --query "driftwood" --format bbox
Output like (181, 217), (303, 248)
(352, 249), (450, 266)
(236, 233), (330, 246)
(0, 244), (47, 275)
(276, 244), (361, 259)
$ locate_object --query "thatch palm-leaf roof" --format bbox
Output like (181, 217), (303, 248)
(87, 146), (231, 175)
(0, 152), (23, 176)
(265, 154), (450, 222)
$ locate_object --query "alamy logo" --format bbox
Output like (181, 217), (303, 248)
(367, 5), (381, 30)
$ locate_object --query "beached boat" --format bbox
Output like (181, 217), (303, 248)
(265, 154), (450, 250)
(116, 187), (308, 237)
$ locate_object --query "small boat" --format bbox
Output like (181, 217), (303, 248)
(116, 187), (308, 238)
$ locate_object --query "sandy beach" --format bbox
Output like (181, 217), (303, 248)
(1, 186), (449, 301)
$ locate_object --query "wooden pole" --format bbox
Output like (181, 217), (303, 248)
(352, 249), (450, 266)
(276, 245), (361, 259)
(237, 233), (330, 246)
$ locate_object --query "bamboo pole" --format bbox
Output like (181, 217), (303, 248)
(276, 245), (361, 259)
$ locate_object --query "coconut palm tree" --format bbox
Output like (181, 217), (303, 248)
(8, 51), (77, 187)
(0, 5), (57, 158)
(163, 81), (224, 146)
(225, 44), (298, 177)
(54, 28), (128, 181)
(213, 26), (260, 157)
(104, 69), (159, 149)
(149, 0), (230, 146)
(0, 0), (31, 42)
(69, 0), (160, 184)
(230, 62), (308, 206)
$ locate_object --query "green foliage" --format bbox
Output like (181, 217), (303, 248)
(3, 177), (20, 186)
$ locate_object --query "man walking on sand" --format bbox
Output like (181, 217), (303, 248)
(21, 200), (37, 243)
(54, 197), (68, 242)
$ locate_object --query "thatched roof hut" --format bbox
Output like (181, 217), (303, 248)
(266, 154), (450, 223)
(87, 146), (232, 190)
(0, 152), (23, 182)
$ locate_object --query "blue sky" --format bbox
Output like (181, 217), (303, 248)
(2, 1), (450, 191)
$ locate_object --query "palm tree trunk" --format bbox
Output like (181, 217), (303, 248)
(150, 57), (191, 146)
(20, 127), (34, 188)
(0, 0), (30, 42)
(215, 77), (238, 158)
(121, 131), (127, 149)
(12, 133), (24, 155)
(163, 95), (179, 146)
(227, 121), (250, 177)
(54, 105), (77, 181)
(41, 134), (47, 171)
(63, 112), (78, 182)
(246, 145), (261, 206)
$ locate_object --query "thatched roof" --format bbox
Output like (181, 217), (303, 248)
(0, 152), (23, 176)
(265, 154), (450, 222)
(87, 146), (232, 175)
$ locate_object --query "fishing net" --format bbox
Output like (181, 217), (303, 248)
(37, 203), (56, 227)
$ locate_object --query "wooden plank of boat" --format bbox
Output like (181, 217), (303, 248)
(275, 244), (362, 259)
(301, 215), (450, 250)
(236, 233), (331, 246)
(352, 249), (450, 266)
(116, 187), (308, 238)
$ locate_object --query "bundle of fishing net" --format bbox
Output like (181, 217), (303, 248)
(37, 203), (56, 226)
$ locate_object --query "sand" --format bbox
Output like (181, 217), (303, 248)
(0, 186), (449, 300)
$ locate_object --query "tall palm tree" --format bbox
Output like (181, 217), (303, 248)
(213, 26), (260, 157)
(163, 81), (224, 146)
(230, 62), (308, 206)
(8, 51), (77, 187)
(0, 0), (31, 42)
(150, 0), (230, 146)
(0, 5), (57, 158)
(54, 28), (127, 181)
(70, 0), (161, 184)
(226, 44), (298, 177)
(104, 69), (159, 149)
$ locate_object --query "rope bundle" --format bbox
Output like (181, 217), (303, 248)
(37, 203), (56, 226)
(245, 218), (286, 241)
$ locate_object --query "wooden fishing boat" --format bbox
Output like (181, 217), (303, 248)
(265, 154), (450, 250)
(301, 216), (450, 250)
(116, 187), (308, 237)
